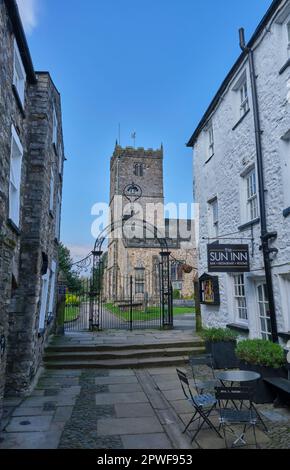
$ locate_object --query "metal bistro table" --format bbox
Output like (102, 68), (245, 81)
(216, 370), (268, 433)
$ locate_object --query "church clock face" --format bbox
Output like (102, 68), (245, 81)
(123, 182), (142, 202)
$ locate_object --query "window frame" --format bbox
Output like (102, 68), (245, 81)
(208, 197), (219, 240)
(287, 20), (290, 47)
(239, 80), (249, 118)
(13, 39), (26, 108)
(208, 124), (214, 159)
(232, 71), (250, 125)
(246, 169), (259, 222)
(52, 106), (58, 146)
(58, 144), (63, 175)
(55, 189), (61, 240)
(49, 167), (55, 212)
(135, 267), (145, 294)
(48, 260), (57, 320)
(134, 163), (144, 177)
(9, 125), (23, 227)
(39, 269), (50, 332)
(233, 274), (248, 324)
(256, 283), (272, 341)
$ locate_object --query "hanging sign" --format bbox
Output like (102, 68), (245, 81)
(208, 244), (250, 273)
(199, 273), (220, 306)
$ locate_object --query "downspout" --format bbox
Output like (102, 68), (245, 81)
(239, 28), (279, 343)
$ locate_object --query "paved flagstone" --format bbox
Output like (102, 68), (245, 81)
(95, 392), (148, 405)
(97, 417), (163, 436)
(114, 403), (155, 418)
(1, 328), (290, 449)
(121, 433), (172, 449)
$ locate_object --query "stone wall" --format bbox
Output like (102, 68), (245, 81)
(0, 0), (64, 424)
(5, 73), (64, 395)
(192, 0), (290, 342)
(0, 0), (28, 423)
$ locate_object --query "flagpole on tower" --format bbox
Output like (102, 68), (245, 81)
(131, 131), (136, 149)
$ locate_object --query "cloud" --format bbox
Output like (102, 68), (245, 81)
(16, 0), (39, 34)
(66, 244), (92, 263)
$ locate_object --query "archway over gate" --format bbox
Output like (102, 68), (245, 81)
(63, 218), (173, 332)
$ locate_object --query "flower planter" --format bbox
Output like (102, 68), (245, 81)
(206, 340), (238, 369)
(239, 361), (288, 404)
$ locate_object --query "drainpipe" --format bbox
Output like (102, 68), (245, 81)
(239, 28), (278, 343)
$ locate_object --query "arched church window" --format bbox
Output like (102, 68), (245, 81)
(134, 163), (144, 177)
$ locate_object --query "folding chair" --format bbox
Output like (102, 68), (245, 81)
(176, 369), (223, 444)
(189, 354), (219, 394)
(215, 386), (259, 449)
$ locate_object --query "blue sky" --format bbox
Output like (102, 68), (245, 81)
(19, 0), (273, 259)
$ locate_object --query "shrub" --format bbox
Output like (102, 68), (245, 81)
(201, 327), (238, 343)
(236, 339), (286, 369)
(173, 289), (181, 300)
(65, 294), (80, 307)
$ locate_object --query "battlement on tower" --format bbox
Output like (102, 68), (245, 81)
(113, 144), (163, 159)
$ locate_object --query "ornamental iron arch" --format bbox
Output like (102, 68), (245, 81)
(61, 217), (173, 332)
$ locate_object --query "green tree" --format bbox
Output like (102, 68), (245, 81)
(58, 243), (82, 292)
(92, 252), (107, 292)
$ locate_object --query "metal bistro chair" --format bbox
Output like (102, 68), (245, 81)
(176, 369), (223, 444)
(189, 354), (219, 395)
(215, 386), (259, 449)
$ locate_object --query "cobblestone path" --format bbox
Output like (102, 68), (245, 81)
(58, 371), (123, 449)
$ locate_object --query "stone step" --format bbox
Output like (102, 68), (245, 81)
(43, 346), (205, 362)
(44, 355), (191, 370)
(46, 339), (204, 353)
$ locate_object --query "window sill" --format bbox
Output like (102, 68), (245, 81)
(278, 332), (290, 341)
(12, 84), (26, 118)
(279, 59), (290, 75)
(7, 218), (21, 236)
(283, 207), (290, 218)
(238, 217), (260, 232)
(227, 323), (249, 333)
(232, 108), (251, 131)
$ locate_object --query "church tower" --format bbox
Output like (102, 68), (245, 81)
(109, 143), (164, 219)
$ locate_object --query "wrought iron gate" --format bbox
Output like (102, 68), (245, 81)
(63, 250), (173, 332)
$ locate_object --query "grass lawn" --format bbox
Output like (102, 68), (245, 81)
(173, 306), (195, 316)
(64, 305), (80, 322)
(105, 303), (194, 322)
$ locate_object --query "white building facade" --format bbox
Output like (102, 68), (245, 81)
(187, 0), (290, 345)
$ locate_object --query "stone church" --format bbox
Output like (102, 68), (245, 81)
(104, 144), (196, 303)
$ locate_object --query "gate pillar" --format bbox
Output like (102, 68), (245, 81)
(160, 251), (173, 329)
(90, 250), (104, 331)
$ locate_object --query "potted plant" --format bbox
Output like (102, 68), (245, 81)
(182, 264), (193, 274)
(235, 339), (287, 404)
(201, 327), (239, 369)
